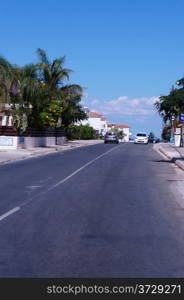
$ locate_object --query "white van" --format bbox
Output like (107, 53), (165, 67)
(134, 132), (148, 144)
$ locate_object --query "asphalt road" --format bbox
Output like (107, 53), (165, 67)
(0, 142), (184, 277)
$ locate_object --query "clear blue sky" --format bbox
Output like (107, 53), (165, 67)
(1, 0), (184, 136)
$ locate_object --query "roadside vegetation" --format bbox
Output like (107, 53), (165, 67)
(66, 124), (97, 140)
(0, 49), (89, 138)
(155, 78), (184, 141)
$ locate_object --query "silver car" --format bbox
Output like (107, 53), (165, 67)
(104, 132), (119, 144)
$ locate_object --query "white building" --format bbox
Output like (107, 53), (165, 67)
(77, 108), (131, 139)
(80, 111), (108, 135)
(107, 123), (131, 142)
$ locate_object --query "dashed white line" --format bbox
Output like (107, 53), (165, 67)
(0, 207), (20, 221)
(47, 145), (120, 191)
(0, 144), (121, 222)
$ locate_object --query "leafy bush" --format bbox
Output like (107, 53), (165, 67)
(66, 124), (96, 140)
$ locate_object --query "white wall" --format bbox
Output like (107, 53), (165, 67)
(122, 128), (130, 142)
(0, 135), (67, 149)
(80, 117), (107, 134)
(18, 136), (67, 149)
(0, 136), (18, 149)
(174, 128), (181, 147)
(100, 120), (108, 135)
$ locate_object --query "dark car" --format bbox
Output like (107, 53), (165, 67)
(148, 136), (160, 143)
(104, 132), (119, 144)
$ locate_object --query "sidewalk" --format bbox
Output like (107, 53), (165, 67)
(0, 139), (103, 165)
(154, 142), (184, 172)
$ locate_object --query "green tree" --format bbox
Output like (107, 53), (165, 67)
(118, 130), (125, 139)
(60, 84), (86, 127)
(111, 128), (118, 133)
(0, 56), (15, 104)
(0, 49), (87, 132)
(155, 85), (184, 123)
(162, 125), (171, 142)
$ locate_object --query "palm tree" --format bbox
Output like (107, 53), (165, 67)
(0, 49), (86, 131)
(0, 56), (16, 104)
(37, 48), (71, 90)
(60, 84), (86, 127)
(36, 48), (86, 128)
(0, 57), (20, 126)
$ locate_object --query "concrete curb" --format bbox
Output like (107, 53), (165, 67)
(154, 144), (184, 172)
(175, 160), (184, 172)
(157, 146), (173, 160)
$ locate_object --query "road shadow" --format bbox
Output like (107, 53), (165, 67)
(150, 159), (173, 163)
(150, 157), (184, 164)
(172, 157), (184, 163)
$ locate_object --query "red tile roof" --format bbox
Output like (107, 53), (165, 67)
(101, 117), (107, 121)
(116, 124), (130, 128)
(88, 112), (103, 117)
(107, 123), (129, 128)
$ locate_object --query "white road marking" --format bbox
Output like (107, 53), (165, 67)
(0, 144), (121, 221)
(21, 144), (121, 206)
(47, 145), (120, 191)
(0, 207), (20, 221)
(26, 185), (42, 189)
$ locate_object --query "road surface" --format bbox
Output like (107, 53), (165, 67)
(0, 143), (184, 277)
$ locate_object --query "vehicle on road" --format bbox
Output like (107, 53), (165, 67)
(134, 132), (148, 144)
(148, 136), (160, 143)
(104, 132), (119, 144)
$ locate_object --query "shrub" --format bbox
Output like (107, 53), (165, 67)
(66, 124), (96, 140)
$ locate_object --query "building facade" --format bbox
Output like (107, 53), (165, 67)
(79, 111), (108, 136)
(107, 123), (131, 142)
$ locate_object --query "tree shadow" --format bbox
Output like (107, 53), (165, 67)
(150, 157), (184, 164)
(150, 159), (173, 163)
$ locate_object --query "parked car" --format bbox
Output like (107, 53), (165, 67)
(104, 132), (119, 144)
(148, 136), (160, 143)
(134, 132), (148, 144)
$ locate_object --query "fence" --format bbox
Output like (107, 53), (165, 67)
(0, 126), (17, 136)
(0, 126), (66, 149)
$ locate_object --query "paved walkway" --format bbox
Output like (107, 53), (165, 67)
(172, 145), (184, 158)
(154, 142), (184, 171)
(0, 139), (103, 165)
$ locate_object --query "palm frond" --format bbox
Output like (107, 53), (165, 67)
(37, 48), (50, 65)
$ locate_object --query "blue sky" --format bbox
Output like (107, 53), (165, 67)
(1, 0), (184, 137)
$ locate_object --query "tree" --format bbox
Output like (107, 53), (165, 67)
(0, 56), (15, 104)
(60, 84), (86, 127)
(0, 49), (87, 131)
(111, 128), (118, 133)
(155, 85), (184, 123)
(118, 130), (126, 140)
(37, 48), (71, 90)
(162, 125), (171, 142)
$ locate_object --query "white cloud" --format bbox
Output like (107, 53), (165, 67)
(84, 96), (159, 117)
